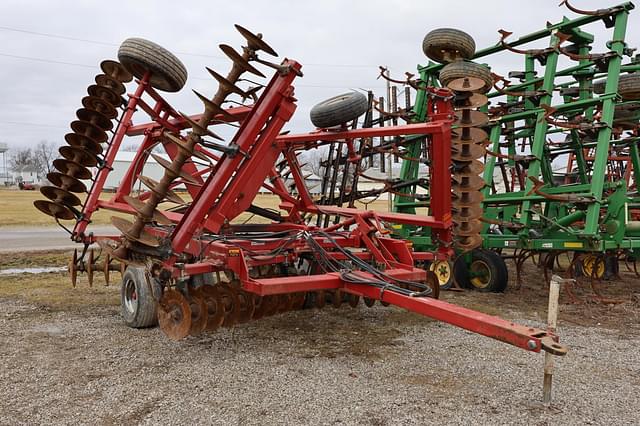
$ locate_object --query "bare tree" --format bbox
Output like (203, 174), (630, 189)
(9, 147), (32, 171)
(33, 141), (59, 178)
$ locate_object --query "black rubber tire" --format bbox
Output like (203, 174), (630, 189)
(120, 266), (162, 328)
(613, 104), (640, 129)
(422, 28), (475, 64)
(118, 38), (187, 92)
(593, 73), (640, 100)
(453, 249), (508, 292)
(310, 92), (368, 128)
(439, 60), (493, 94)
(428, 260), (454, 290)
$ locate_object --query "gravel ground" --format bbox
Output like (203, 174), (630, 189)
(1, 291), (639, 425)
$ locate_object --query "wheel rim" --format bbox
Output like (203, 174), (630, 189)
(430, 260), (452, 287)
(582, 255), (605, 278)
(123, 277), (138, 314)
(469, 260), (491, 289)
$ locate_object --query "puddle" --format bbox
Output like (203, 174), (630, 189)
(0, 267), (67, 275)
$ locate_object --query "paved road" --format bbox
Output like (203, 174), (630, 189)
(0, 226), (115, 252)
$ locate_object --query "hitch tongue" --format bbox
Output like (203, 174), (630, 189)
(540, 336), (568, 356)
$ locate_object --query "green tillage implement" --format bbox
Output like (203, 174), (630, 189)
(392, 2), (640, 288)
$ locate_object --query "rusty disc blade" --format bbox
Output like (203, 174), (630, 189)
(454, 219), (484, 236)
(452, 204), (484, 222)
(218, 283), (240, 327)
(452, 188), (484, 205)
(454, 110), (489, 128)
(76, 108), (114, 131)
(451, 143), (486, 161)
(452, 159), (484, 175)
(47, 172), (87, 193)
(234, 24), (278, 56)
(290, 292), (306, 310)
(455, 234), (483, 251)
(87, 84), (121, 107)
(274, 294), (288, 314)
(192, 90), (236, 121)
(219, 44), (265, 78)
(447, 76), (486, 92)
(40, 185), (82, 206)
(95, 74), (126, 95)
(347, 294), (360, 308)
(59, 145), (98, 167)
(451, 127), (488, 145)
(122, 195), (171, 225)
(111, 216), (160, 247)
(200, 285), (225, 331)
(178, 111), (224, 141)
(150, 153), (200, 185)
(81, 95), (119, 120)
(158, 289), (192, 340)
(186, 288), (208, 335)
(451, 174), (486, 191)
(164, 132), (211, 163)
(64, 132), (103, 155)
(252, 295), (276, 319)
(363, 297), (375, 307)
(138, 175), (185, 204)
(53, 158), (92, 180)
(236, 290), (256, 323)
(315, 290), (326, 309)
(331, 290), (343, 308)
(70, 120), (108, 143)
(100, 59), (133, 83)
(454, 93), (488, 110)
(205, 67), (248, 98)
(34, 199), (76, 220)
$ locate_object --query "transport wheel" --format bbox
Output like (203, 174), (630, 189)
(118, 38), (188, 92)
(593, 73), (640, 100)
(422, 28), (475, 64)
(453, 249), (508, 292)
(439, 60), (493, 94)
(310, 91), (368, 128)
(428, 259), (454, 290)
(120, 266), (161, 328)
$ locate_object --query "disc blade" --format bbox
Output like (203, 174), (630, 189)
(234, 24), (278, 56)
(76, 108), (113, 131)
(87, 84), (121, 107)
(64, 132), (103, 155)
(158, 289), (192, 340)
(40, 185), (82, 206)
(100, 59), (133, 83)
(454, 110), (489, 128)
(95, 74), (126, 96)
(200, 285), (225, 331)
(46, 172), (87, 193)
(111, 216), (160, 247)
(447, 76), (486, 92)
(53, 158), (92, 180)
(59, 145), (98, 167)
(150, 153), (200, 185)
(81, 95), (118, 119)
(138, 175), (185, 204)
(219, 44), (265, 78)
(122, 195), (171, 225)
(70, 120), (108, 143)
(33, 199), (76, 220)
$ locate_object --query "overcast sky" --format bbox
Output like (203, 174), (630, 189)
(0, 0), (638, 153)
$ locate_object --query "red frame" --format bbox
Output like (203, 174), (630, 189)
(71, 59), (564, 355)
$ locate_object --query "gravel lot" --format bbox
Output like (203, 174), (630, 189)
(1, 272), (639, 426)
